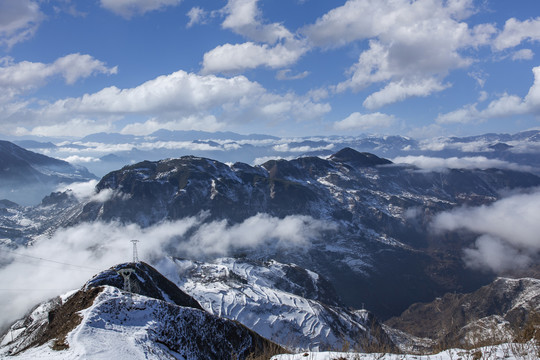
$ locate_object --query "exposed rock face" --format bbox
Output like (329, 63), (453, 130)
(385, 277), (540, 348)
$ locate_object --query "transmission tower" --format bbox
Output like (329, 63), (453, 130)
(131, 239), (139, 262)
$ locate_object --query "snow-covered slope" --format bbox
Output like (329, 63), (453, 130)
(70, 148), (540, 318)
(386, 277), (540, 349)
(0, 262), (280, 360)
(271, 342), (540, 360)
(158, 257), (395, 351)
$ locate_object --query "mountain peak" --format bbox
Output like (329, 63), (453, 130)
(330, 147), (392, 167)
(2, 262), (282, 359)
(85, 262), (203, 310)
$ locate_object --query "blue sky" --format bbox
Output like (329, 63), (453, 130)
(1, 0), (540, 139)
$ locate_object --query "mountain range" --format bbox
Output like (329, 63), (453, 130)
(0, 141), (96, 206)
(1, 134), (540, 357)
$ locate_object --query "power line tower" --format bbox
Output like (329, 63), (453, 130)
(131, 239), (139, 262)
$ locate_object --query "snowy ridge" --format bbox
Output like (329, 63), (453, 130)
(1, 264), (280, 360)
(161, 257), (392, 351)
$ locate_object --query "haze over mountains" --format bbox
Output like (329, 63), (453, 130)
(5, 129), (540, 181)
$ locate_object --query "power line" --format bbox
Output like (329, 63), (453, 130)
(1, 248), (100, 272)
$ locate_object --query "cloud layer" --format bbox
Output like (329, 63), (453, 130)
(432, 188), (540, 273)
(0, 213), (333, 328)
(6, 69), (330, 137)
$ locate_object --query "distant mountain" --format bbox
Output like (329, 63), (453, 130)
(0, 140), (96, 205)
(80, 132), (138, 143)
(80, 130), (279, 144)
(386, 277), (540, 349)
(0, 262), (281, 359)
(13, 140), (57, 149)
(149, 129), (279, 141)
(70, 148), (540, 319)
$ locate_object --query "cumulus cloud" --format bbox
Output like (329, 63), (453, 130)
(221, 0), (292, 44)
(0, 0), (43, 48)
(363, 77), (449, 109)
(432, 188), (540, 273)
(5, 69), (329, 137)
(437, 66), (540, 124)
(0, 54), (117, 101)
(493, 17), (540, 51)
(0, 213), (333, 328)
(333, 112), (395, 131)
(201, 41), (308, 74)
(201, 0), (307, 74)
(305, 0), (495, 105)
(392, 155), (533, 172)
(100, 0), (182, 19)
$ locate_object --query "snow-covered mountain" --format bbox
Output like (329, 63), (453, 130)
(0, 262), (281, 359)
(0, 140), (96, 205)
(1, 145), (540, 355)
(70, 148), (540, 319)
(15, 129), (540, 177)
(157, 257), (394, 351)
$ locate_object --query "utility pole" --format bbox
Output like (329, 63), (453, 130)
(131, 239), (139, 263)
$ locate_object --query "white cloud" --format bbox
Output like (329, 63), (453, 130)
(493, 17), (540, 51)
(432, 188), (540, 273)
(437, 66), (540, 124)
(5, 69), (330, 137)
(100, 0), (182, 19)
(363, 77), (449, 109)
(333, 112), (395, 131)
(463, 235), (532, 273)
(0, 213), (334, 328)
(512, 48), (534, 61)
(272, 143), (334, 153)
(15, 118), (116, 138)
(202, 0), (307, 74)
(253, 155), (295, 165)
(306, 0), (495, 105)
(138, 140), (223, 152)
(120, 115), (224, 135)
(183, 213), (335, 258)
(55, 180), (100, 200)
(392, 155), (532, 172)
(0, 54), (117, 100)
(201, 41), (308, 74)
(61, 155), (101, 164)
(0, 0), (43, 48)
(221, 0), (292, 44)
(276, 69), (310, 81)
(186, 7), (208, 28)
